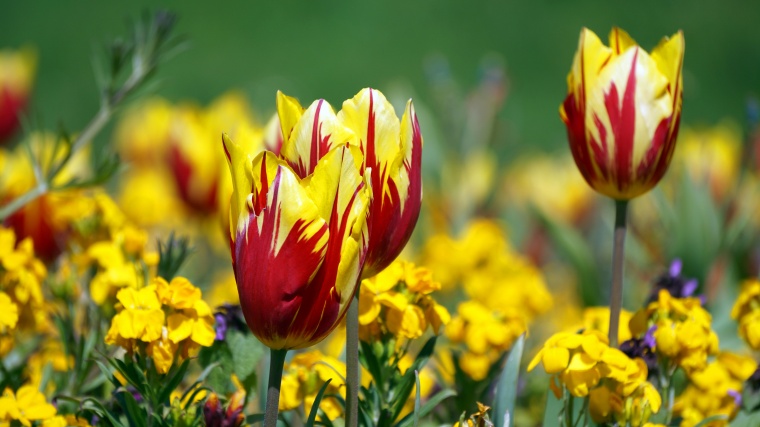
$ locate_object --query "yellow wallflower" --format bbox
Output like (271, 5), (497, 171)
(446, 300), (526, 381)
(279, 350), (347, 421)
(0, 227), (48, 333)
(530, 329), (659, 425)
(631, 290), (718, 373)
(673, 352), (755, 427)
(581, 306), (634, 344)
(26, 339), (74, 392)
(420, 219), (552, 320)
(358, 260), (449, 342)
(41, 414), (92, 427)
(0, 384), (57, 426)
(106, 285), (165, 344)
(0, 291), (18, 330)
(104, 276), (215, 374)
(731, 278), (760, 350)
(501, 154), (595, 224)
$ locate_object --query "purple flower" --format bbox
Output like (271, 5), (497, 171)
(647, 258), (701, 303)
(728, 389), (743, 407)
(620, 336), (658, 379)
(213, 304), (247, 342)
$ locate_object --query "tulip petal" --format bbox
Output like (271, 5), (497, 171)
(281, 98), (356, 178)
(276, 90), (304, 144)
(339, 89), (423, 277)
(234, 159), (330, 348)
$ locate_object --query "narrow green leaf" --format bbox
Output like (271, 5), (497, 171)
(493, 334), (524, 427)
(413, 370), (421, 427)
(395, 389), (456, 427)
(157, 358), (191, 404)
(306, 378), (332, 427)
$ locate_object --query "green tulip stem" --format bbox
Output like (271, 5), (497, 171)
(264, 348), (288, 427)
(345, 291), (360, 427)
(608, 199), (629, 348)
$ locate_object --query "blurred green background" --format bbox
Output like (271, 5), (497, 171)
(2, 0), (759, 152)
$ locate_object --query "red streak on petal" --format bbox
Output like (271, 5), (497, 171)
(603, 49), (639, 193)
(168, 144), (218, 214)
(0, 88), (26, 143)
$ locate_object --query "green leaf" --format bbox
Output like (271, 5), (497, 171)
(306, 378), (332, 427)
(360, 340), (384, 386)
(117, 387), (148, 427)
(157, 358), (191, 404)
(413, 371), (421, 427)
(246, 414), (265, 424)
(535, 209), (602, 306)
(228, 329), (265, 381)
(395, 389), (457, 427)
(731, 410), (760, 427)
(390, 336), (437, 421)
(493, 334), (524, 427)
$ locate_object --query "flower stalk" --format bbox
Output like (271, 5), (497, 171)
(608, 199), (629, 348)
(345, 293), (360, 427)
(265, 348), (288, 427)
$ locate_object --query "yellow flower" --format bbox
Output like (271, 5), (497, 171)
(631, 289), (718, 373)
(358, 260), (449, 342)
(581, 306), (633, 344)
(673, 352), (755, 427)
(105, 286), (165, 344)
(278, 350), (348, 420)
(501, 154), (595, 224)
(113, 97), (173, 166)
(732, 278), (760, 350)
(447, 300), (525, 381)
(0, 291), (18, 330)
(147, 335), (178, 375)
(672, 121), (742, 202)
(42, 415), (92, 427)
(0, 227), (47, 333)
(156, 277), (216, 347)
(0, 384), (57, 427)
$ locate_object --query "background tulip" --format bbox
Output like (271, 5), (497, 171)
(561, 27), (684, 201)
(0, 47), (35, 144)
(224, 135), (369, 350)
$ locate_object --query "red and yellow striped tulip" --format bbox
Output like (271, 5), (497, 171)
(0, 47), (35, 143)
(223, 119), (369, 349)
(561, 28), (684, 200)
(338, 88), (423, 278)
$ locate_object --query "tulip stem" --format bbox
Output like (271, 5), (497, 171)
(345, 293), (360, 427)
(264, 348), (287, 427)
(608, 199), (629, 348)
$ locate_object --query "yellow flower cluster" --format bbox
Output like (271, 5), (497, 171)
(501, 154), (595, 224)
(55, 192), (159, 305)
(0, 226), (48, 354)
(358, 260), (450, 342)
(673, 352), (756, 427)
(445, 300), (526, 381)
(421, 219), (552, 320)
(279, 350), (347, 420)
(528, 330), (661, 425)
(631, 290), (719, 373)
(105, 276), (215, 374)
(731, 278), (760, 350)
(580, 306), (634, 344)
(453, 402), (492, 427)
(114, 92), (268, 233)
(0, 384), (57, 427)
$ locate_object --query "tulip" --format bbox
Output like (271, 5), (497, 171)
(224, 109), (369, 425)
(0, 47), (35, 143)
(224, 134), (369, 350)
(561, 27), (684, 201)
(338, 88), (423, 278)
(561, 27), (685, 350)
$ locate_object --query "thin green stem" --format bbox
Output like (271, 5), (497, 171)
(345, 290), (360, 427)
(608, 199), (629, 348)
(0, 183), (47, 221)
(265, 348), (288, 427)
(565, 391), (574, 427)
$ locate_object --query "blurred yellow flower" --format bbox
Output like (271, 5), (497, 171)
(113, 97), (174, 166)
(672, 121), (742, 202)
(0, 291), (18, 330)
(0, 384), (57, 426)
(673, 352), (755, 427)
(446, 300), (525, 381)
(0, 227), (48, 333)
(731, 278), (760, 350)
(501, 154), (595, 224)
(631, 290), (718, 373)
